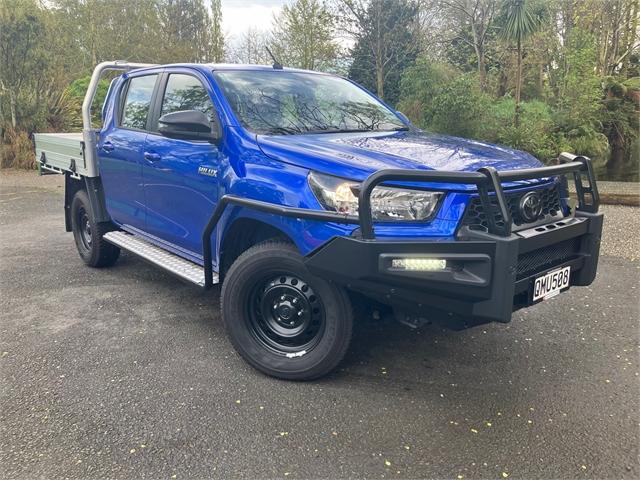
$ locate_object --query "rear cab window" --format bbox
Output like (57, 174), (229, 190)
(120, 75), (158, 130)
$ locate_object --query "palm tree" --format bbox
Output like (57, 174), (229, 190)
(500, 0), (544, 126)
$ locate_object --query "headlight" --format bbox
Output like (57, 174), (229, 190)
(308, 172), (442, 221)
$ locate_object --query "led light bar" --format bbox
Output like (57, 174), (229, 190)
(390, 258), (447, 271)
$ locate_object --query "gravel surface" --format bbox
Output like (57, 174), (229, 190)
(569, 181), (640, 196)
(1, 170), (639, 479)
(599, 205), (640, 261)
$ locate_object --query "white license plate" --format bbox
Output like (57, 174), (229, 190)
(533, 266), (571, 301)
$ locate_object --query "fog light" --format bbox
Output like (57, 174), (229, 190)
(390, 258), (447, 271)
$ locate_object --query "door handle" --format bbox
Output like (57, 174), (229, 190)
(144, 151), (161, 162)
(101, 141), (114, 152)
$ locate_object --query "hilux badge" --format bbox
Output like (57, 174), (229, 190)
(519, 191), (542, 222)
(198, 166), (217, 177)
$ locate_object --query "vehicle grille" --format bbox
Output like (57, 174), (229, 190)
(461, 184), (562, 231)
(516, 237), (581, 280)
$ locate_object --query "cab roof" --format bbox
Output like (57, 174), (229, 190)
(131, 63), (329, 76)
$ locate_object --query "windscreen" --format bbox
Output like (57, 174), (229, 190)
(213, 70), (406, 135)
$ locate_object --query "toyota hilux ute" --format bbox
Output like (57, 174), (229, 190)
(34, 62), (603, 380)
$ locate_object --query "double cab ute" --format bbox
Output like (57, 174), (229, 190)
(35, 61), (604, 380)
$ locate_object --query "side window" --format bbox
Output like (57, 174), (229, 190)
(121, 75), (157, 130)
(161, 74), (215, 121)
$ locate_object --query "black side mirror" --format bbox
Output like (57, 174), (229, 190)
(158, 110), (220, 142)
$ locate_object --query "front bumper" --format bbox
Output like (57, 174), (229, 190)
(304, 210), (603, 326)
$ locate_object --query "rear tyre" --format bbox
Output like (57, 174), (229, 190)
(70, 189), (120, 268)
(221, 241), (353, 381)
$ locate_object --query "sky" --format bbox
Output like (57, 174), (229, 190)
(221, 0), (291, 41)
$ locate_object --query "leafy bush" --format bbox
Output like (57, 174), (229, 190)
(428, 74), (491, 138)
(398, 58), (457, 127)
(66, 76), (111, 128)
(479, 98), (557, 162)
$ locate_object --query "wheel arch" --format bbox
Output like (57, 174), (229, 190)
(219, 217), (294, 279)
(65, 174), (112, 231)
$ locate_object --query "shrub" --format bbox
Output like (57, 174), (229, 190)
(1, 129), (35, 169)
(479, 98), (558, 162)
(428, 74), (492, 138)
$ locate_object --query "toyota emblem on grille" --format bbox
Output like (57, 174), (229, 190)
(519, 192), (543, 222)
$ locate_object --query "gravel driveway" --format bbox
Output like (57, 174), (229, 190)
(1, 171), (638, 479)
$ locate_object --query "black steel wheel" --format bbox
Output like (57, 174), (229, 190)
(247, 275), (326, 355)
(71, 190), (120, 268)
(221, 241), (353, 381)
(76, 205), (93, 251)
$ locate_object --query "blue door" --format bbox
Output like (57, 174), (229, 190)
(142, 72), (221, 260)
(99, 74), (159, 230)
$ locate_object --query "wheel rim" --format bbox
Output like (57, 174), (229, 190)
(77, 206), (92, 250)
(247, 274), (325, 355)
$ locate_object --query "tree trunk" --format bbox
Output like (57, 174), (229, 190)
(607, 132), (626, 180)
(515, 38), (522, 128)
(376, 64), (384, 100)
(9, 90), (17, 129)
(478, 50), (486, 92)
(472, 28), (486, 92)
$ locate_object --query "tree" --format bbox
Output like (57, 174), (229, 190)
(437, 0), (498, 92)
(158, 0), (225, 63)
(270, 0), (339, 70)
(341, 0), (420, 104)
(209, 0), (224, 62)
(227, 27), (272, 65)
(499, 0), (544, 126)
(0, 0), (46, 129)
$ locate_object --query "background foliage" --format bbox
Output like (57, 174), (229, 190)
(1, 0), (638, 180)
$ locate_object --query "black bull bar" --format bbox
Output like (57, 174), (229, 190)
(201, 153), (599, 288)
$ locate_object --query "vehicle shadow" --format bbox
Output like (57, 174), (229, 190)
(114, 252), (545, 396)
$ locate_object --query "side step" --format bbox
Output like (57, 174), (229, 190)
(103, 231), (218, 287)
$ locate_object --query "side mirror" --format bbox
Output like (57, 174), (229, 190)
(158, 110), (220, 142)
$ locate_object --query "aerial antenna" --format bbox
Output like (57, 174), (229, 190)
(265, 46), (283, 70)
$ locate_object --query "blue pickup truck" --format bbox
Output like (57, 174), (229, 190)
(35, 61), (603, 380)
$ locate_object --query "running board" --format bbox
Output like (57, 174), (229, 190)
(103, 231), (217, 287)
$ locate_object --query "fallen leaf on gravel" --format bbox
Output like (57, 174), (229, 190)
(471, 429), (478, 434)
(502, 472), (509, 478)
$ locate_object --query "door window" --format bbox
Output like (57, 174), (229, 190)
(121, 75), (157, 130)
(161, 74), (215, 122)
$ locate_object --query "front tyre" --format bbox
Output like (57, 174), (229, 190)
(70, 190), (120, 268)
(221, 241), (353, 381)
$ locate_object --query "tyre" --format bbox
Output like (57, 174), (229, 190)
(221, 241), (353, 380)
(70, 189), (120, 268)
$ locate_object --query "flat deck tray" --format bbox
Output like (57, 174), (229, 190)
(34, 132), (86, 176)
